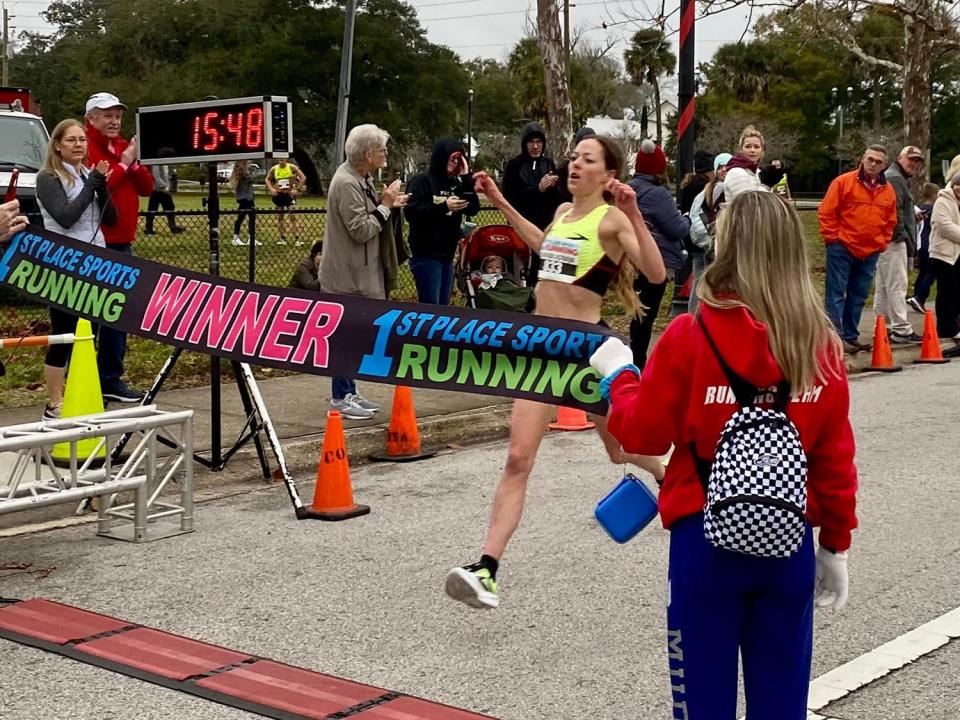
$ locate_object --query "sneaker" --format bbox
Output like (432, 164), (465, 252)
(171, 227), (186, 234)
(294, 236), (304, 247)
(102, 380), (145, 404)
(906, 297), (926, 314)
(144, 229), (155, 235)
(856, 340), (872, 351)
(329, 395), (375, 420)
(890, 331), (923, 344)
(445, 563), (499, 609)
(42, 403), (61, 420)
(842, 340), (861, 355)
(277, 237), (287, 245)
(232, 234), (247, 246)
(352, 392), (379, 412)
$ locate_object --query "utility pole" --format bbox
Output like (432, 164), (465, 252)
(332, 0), (357, 170)
(563, 0), (571, 85)
(2, 8), (11, 87)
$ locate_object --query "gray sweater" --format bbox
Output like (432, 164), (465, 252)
(884, 162), (917, 256)
(36, 167), (116, 246)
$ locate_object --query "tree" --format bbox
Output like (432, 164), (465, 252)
(536, 0), (573, 155)
(623, 28), (676, 143)
(10, 0), (468, 189)
(697, 0), (960, 186)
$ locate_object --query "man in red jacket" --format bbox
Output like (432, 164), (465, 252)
(85, 92), (154, 402)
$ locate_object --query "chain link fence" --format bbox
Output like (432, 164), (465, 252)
(1, 206), (826, 332)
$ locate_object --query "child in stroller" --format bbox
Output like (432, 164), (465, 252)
(457, 224), (535, 313)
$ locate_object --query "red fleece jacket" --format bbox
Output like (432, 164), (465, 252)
(84, 123), (154, 246)
(607, 305), (858, 552)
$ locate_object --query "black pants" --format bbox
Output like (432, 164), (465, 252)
(933, 257), (960, 338)
(146, 191), (177, 231)
(234, 198), (255, 235)
(629, 273), (669, 370)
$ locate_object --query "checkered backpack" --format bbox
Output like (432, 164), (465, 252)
(692, 316), (808, 558)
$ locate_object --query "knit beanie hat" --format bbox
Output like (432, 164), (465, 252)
(714, 152), (733, 172)
(574, 126), (596, 144)
(634, 139), (667, 175)
(693, 149), (715, 174)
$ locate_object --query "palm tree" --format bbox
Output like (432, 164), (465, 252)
(624, 29), (677, 143)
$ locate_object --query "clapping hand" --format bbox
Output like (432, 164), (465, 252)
(120, 135), (139, 166)
(94, 160), (113, 181)
(538, 173), (559, 192)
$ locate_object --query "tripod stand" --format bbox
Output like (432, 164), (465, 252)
(102, 162), (309, 518)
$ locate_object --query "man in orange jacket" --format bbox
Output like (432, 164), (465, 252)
(817, 144), (897, 354)
(85, 92), (155, 403)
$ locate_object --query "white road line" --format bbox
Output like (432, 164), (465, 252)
(807, 606), (960, 712)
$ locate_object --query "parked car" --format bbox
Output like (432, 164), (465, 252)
(217, 162), (265, 184)
(0, 106), (49, 219)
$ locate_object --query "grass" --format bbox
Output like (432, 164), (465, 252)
(0, 202), (919, 411)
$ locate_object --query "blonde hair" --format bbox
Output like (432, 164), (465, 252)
(697, 191), (842, 392)
(613, 259), (643, 318)
(229, 159), (249, 190)
(41, 119), (86, 188)
(946, 154), (960, 186)
(739, 125), (765, 150)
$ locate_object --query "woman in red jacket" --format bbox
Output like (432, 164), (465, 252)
(591, 190), (857, 719)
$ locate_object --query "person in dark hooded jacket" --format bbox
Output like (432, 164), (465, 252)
(404, 138), (480, 304)
(502, 122), (561, 284)
(627, 139), (692, 369)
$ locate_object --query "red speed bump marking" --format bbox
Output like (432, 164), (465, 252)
(0, 598), (496, 720)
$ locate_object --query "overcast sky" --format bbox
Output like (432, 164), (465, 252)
(9, 0), (758, 99)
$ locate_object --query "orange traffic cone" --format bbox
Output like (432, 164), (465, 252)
(914, 310), (950, 364)
(866, 316), (902, 373)
(303, 410), (370, 521)
(548, 406), (595, 431)
(369, 386), (437, 462)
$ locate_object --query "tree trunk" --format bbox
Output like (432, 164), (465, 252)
(653, 78), (663, 143)
(872, 73), (882, 132)
(902, 0), (931, 193)
(536, 0), (574, 156)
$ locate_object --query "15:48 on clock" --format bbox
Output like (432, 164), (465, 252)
(192, 108), (264, 152)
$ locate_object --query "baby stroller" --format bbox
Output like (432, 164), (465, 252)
(456, 224), (535, 313)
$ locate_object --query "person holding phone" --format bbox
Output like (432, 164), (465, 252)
(0, 199), (28, 241)
(404, 138), (479, 304)
(35, 118), (117, 419)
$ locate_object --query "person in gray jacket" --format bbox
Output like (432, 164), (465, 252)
(144, 164), (183, 234)
(319, 123), (409, 419)
(35, 118), (116, 420)
(875, 146), (925, 343)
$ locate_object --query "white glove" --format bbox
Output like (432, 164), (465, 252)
(590, 337), (635, 378)
(815, 547), (849, 612)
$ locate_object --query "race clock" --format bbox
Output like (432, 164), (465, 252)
(137, 96), (292, 165)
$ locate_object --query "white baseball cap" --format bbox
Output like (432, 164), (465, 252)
(85, 92), (127, 113)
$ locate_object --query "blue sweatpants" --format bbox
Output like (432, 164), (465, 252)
(666, 514), (815, 720)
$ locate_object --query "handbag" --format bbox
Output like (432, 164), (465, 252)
(595, 473), (659, 544)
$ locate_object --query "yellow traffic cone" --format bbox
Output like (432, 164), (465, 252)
(51, 319), (106, 464)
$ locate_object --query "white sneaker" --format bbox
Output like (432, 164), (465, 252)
(351, 392), (379, 412)
(232, 234), (247, 246)
(330, 394), (375, 420)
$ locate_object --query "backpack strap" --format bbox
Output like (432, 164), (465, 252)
(690, 314), (792, 493)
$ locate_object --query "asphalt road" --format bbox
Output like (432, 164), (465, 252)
(1, 362), (958, 719)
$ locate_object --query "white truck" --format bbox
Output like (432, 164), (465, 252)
(0, 88), (50, 219)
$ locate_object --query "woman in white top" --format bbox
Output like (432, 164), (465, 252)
(35, 118), (116, 419)
(723, 126), (766, 200)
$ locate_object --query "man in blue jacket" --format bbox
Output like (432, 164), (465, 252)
(628, 139), (691, 368)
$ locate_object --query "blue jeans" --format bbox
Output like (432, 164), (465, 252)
(410, 257), (454, 305)
(98, 243), (132, 385)
(824, 243), (880, 342)
(667, 514), (815, 720)
(332, 376), (355, 400)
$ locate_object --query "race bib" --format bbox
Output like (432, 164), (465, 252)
(539, 235), (581, 283)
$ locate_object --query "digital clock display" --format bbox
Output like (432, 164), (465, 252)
(137, 96), (292, 165)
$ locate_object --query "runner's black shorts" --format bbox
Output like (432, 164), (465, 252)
(272, 193), (295, 208)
